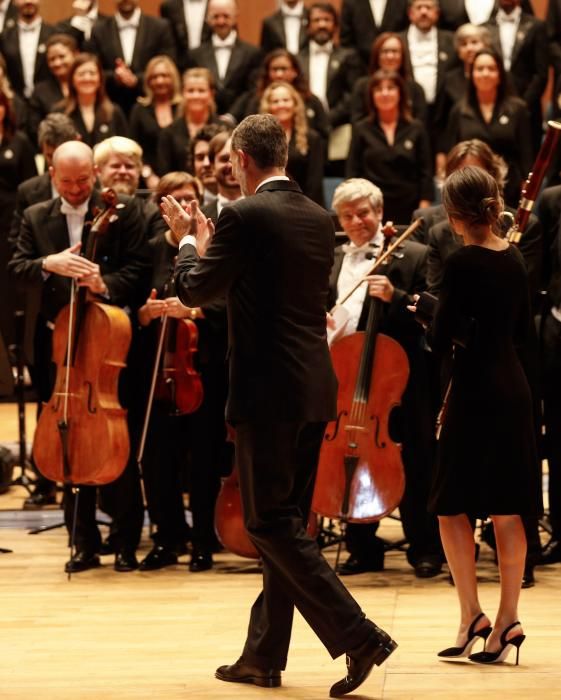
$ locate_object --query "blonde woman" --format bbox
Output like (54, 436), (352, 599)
(260, 81), (324, 206)
(129, 55), (182, 181)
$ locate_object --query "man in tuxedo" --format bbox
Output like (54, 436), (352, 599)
(190, 0), (262, 116)
(160, 0), (210, 71)
(260, 0), (309, 56)
(189, 123), (225, 206)
(0, 0), (17, 34)
(167, 114), (397, 697)
(10, 141), (150, 572)
(202, 130), (241, 222)
(298, 2), (364, 130)
(89, 0), (176, 115)
(0, 0), (55, 98)
(55, 0), (106, 48)
(328, 177), (442, 578)
(340, 0), (409, 65)
(484, 0), (548, 152)
(437, 0), (533, 31)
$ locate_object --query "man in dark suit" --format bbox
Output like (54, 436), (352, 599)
(166, 114), (397, 697)
(55, 0), (107, 49)
(437, 0), (533, 31)
(10, 141), (150, 573)
(260, 0), (309, 56)
(160, 0), (211, 71)
(201, 130), (241, 222)
(190, 0), (262, 117)
(340, 0), (409, 65)
(89, 0), (176, 115)
(0, 0), (55, 98)
(298, 2), (364, 130)
(328, 177), (442, 578)
(484, 0), (548, 152)
(0, 0), (18, 34)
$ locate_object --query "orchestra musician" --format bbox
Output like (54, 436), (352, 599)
(328, 177), (443, 578)
(9, 140), (150, 573)
(164, 114), (397, 697)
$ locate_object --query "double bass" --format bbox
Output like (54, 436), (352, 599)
(33, 189), (132, 486)
(312, 220), (421, 523)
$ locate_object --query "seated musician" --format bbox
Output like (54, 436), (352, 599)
(9, 141), (151, 574)
(328, 177), (443, 578)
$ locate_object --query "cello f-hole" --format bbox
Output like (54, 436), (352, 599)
(373, 416), (386, 449)
(85, 382), (97, 414)
(325, 410), (347, 441)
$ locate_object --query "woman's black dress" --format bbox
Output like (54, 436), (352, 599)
(429, 245), (542, 517)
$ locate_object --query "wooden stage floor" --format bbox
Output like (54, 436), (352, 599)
(0, 407), (560, 699)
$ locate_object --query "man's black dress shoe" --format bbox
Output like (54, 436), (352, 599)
(64, 551), (101, 574)
(330, 626), (398, 698)
(338, 555), (384, 576)
(139, 545), (178, 571)
(99, 538), (115, 556)
(114, 550), (139, 572)
(540, 540), (561, 565)
(189, 549), (213, 572)
(23, 490), (57, 509)
(414, 558), (443, 579)
(215, 658), (281, 688)
(522, 564), (535, 589)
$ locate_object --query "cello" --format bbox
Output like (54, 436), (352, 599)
(312, 220), (421, 523)
(32, 189), (132, 486)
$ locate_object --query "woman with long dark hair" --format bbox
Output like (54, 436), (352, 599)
(347, 69), (433, 223)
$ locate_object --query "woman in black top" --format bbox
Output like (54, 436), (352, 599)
(415, 166), (541, 665)
(28, 33), (78, 140)
(350, 32), (427, 124)
(260, 80), (325, 206)
(347, 69), (433, 223)
(129, 55), (182, 187)
(54, 53), (128, 148)
(442, 49), (532, 208)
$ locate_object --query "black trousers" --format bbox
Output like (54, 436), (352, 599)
(235, 420), (375, 670)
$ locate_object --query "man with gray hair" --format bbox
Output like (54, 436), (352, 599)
(164, 115), (397, 697)
(330, 177), (442, 579)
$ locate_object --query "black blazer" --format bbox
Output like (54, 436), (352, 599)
(174, 179), (338, 422)
(536, 184), (561, 291)
(129, 102), (180, 171)
(54, 12), (109, 49)
(89, 13), (176, 114)
(0, 2), (17, 34)
(155, 114), (225, 176)
(286, 128), (325, 206)
(27, 78), (65, 138)
(159, 0), (211, 71)
(8, 171), (52, 250)
(54, 104), (129, 148)
(260, 9), (309, 55)
(190, 38), (263, 115)
(548, 0), (561, 79)
(298, 45), (364, 127)
(9, 190), (151, 322)
(350, 75), (427, 124)
(437, 0), (533, 31)
(340, 0), (409, 65)
(0, 21), (56, 97)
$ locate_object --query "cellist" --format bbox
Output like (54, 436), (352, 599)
(9, 141), (151, 574)
(328, 178), (443, 578)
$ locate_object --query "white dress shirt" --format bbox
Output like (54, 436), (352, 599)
(183, 0), (206, 50)
(281, 0), (305, 56)
(18, 17), (42, 98)
(69, 5), (99, 42)
(115, 7), (141, 66)
(308, 40), (332, 110)
(60, 198), (90, 248)
(369, 0), (387, 27)
(465, 0), (495, 26)
(497, 6), (521, 72)
(212, 30), (237, 81)
(407, 25), (438, 105)
(216, 193), (243, 217)
(337, 229), (384, 336)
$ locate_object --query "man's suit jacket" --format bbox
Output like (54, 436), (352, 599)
(190, 38), (263, 115)
(8, 171), (52, 250)
(484, 13), (548, 110)
(175, 179), (338, 422)
(159, 0), (211, 71)
(298, 45), (364, 127)
(89, 13), (176, 113)
(260, 9), (309, 55)
(400, 28), (456, 108)
(0, 20), (56, 97)
(340, 0), (409, 65)
(437, 0), (533, 31)
(0, 1), (17, 34)
(9, 190), (151, 322)
(54, 12), (109, 49)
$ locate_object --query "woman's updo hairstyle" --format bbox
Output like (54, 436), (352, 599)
(442, 165), (503, 236)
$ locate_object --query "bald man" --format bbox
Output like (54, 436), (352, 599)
(10, 141), (151, 574)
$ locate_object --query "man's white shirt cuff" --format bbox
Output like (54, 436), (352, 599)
(179, 234), (197, 250)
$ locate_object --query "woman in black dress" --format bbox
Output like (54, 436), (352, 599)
(442, 49), (533, 208)
(415, 166), (542, 665)
(347, 69), (433, 223)
(260, 80), (325, 206)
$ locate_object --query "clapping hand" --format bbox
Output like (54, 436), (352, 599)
(160, 196), (215, 256)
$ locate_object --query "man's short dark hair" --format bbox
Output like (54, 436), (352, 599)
(208, 130), (232, 164)
(231, 114), (288, 170)
(188, 122), (228, 172)
(309, 2), (338, 24)
(37, 113), (80, 149)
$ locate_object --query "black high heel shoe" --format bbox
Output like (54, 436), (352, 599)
(469, 621), (525, 665)
(438, 612), (492, 658)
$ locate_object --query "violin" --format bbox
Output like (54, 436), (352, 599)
(312, 220), (421, 523)
(32, 189), (132, 486)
